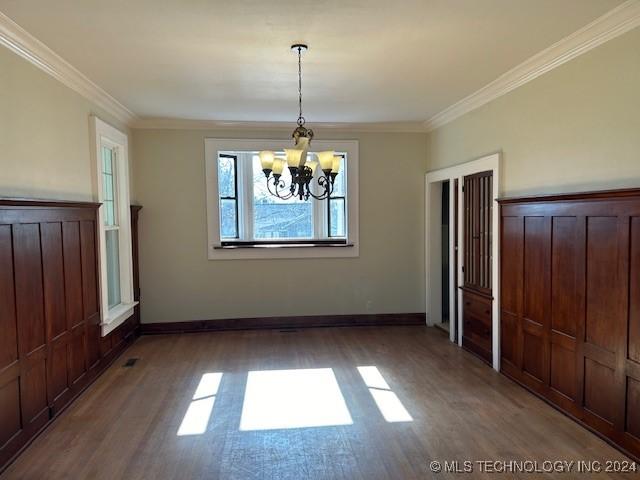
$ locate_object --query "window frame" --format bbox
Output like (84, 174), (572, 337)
(327, 154), (347, 238)
(205, 138), (359, 260)
(218, 153), (240, 240)
(91, 116), (138, 336)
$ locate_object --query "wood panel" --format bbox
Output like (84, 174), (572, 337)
(585, 217), (619, 353)
(63, 222), (87, 387)
(500, 217), (523, 368)
(0, 225), (19, 453)
(550, 216), (579, 401)
(13, 223), (49, 436)
(41, 222), (71, 410)
(0, 199), (142, 472)
(627, 216), (640, 443)
(81, 220), (102, 369)
(499, 188), (640, 461)
(627, 377), (640, 439)
(629, 217), (640, 364)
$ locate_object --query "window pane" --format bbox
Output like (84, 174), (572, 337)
(329, 198), (346, 237)
(104, 200), (116, 226)
(102, 146), (113, 174)
(103, 173), (114, 201)
(331, 156), (346, 196)
(220, 199), (238, 239)
(218, 156), (236, 198)
(101, 146), (118, 227)
(252, 155), (312, 239)
(105, 229), (121, 308)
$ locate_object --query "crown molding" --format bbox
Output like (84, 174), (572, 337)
(424, 0), (640, 132)
(3, 2), (638, 133)
(0, 11), (137, 126)
(130, 117), (428, 133)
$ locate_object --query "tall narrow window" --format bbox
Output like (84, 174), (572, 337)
(328, 155), (346, 238)
(101, 146), (121, 308)
(92, 116), (137, 336)
(218, 154), (239, 239)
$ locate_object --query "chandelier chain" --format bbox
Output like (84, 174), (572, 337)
(297, 46), (303, 126)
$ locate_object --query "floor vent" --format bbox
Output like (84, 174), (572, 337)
(123, 358), (139, 367)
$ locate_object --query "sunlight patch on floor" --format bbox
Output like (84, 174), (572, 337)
(239, 368), (353, 431)
(177, 372), (223, 436)
(358, 366), (413, 422)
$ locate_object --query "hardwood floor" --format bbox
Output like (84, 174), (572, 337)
(2, 326), (636, 479)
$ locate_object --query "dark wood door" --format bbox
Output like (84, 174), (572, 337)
(461, 171), (493, 363)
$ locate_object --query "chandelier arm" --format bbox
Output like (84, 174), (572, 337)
(266, 176), (279, 197)
(306, 174), (333, 200)
(270, 176), (294, 200)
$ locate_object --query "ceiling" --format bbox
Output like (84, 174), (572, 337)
(0, 0), (625, 124)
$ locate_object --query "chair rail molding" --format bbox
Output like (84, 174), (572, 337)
(0, 11), (136, 126)
(423, 0), (640, 132)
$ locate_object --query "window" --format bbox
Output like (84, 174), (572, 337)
(328, 155), (346, 238)
(205, 139), (359, 260)
(92, 116), (137, 335)
(218, 154), (239, 239)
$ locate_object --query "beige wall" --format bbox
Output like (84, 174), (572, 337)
(426, 27), (640, 197)
(132, 129), (427, 323)
(5, 25), (638, 326)
(0, 46), (130, 202)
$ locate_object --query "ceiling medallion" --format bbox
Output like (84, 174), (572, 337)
(259, 44), (340, 201)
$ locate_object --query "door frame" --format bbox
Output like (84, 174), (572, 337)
(425, 152), (501, 370)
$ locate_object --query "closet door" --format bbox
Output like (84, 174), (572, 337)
(461, 171), (493, 363)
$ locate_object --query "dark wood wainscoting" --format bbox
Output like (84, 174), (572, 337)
(499, 188), (640, 460)
(0, 199), (141, 472)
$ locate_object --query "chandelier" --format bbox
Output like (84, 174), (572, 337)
(259, 44), (340, 201)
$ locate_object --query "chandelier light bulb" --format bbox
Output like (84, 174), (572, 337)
(259, 150), (274, 170)
(272, 158), (286, 175)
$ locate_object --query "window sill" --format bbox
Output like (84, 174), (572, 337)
(101, 301), (138, 336)
(209, 241), (359, 260)
(215, 241), (353, 249)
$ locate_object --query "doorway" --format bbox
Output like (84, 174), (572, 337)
(436, 181), (451, 334)
(424, 153), (501, 370)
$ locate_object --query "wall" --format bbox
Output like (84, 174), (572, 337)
(0, 47), (130, 202)
(426, 27), (640, 197)
(132, 129), (427, 323)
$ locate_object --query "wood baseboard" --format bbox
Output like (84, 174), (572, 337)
(139, 312), (426, 335)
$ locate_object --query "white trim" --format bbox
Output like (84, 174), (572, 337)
(424, 1), (640, 132)
(91, 116), (137, 336)
(100, 303), (136, 336)
(425, 153), (501, 371)
(204, 138), (359, 260)
(132, 117), (426, 133)
(0, 12), (136, 125)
